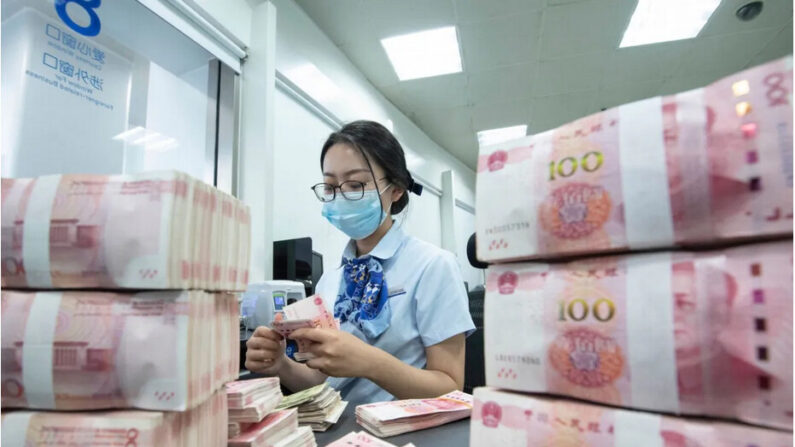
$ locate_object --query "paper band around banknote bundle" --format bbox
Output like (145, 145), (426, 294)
(470, 387), (793, 447)
(484, 241), (792, 429)
(476, 56), (793, 262)
(2, 290), (238, 412)
(2, 171), (251, 290)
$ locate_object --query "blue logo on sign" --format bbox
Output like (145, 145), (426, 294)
(55, 0), (101, 37)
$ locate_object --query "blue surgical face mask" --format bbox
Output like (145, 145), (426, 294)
(322, 185), (392, 240)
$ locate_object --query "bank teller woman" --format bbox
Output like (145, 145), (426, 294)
(245, 120), (475, 405)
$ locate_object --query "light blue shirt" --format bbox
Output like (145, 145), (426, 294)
(315, 223), (475, 405)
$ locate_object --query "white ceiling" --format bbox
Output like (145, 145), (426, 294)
(296, 0), (793, 169)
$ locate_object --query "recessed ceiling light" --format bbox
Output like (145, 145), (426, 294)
(381, 26), (463, 81)
(287, 63), (342, 102)
(477, 125), (528, 147)
(620, 0), (721, 48)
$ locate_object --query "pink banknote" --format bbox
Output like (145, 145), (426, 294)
(226, 378), (281, 409)
(355, 391), (473, 437)
(326, 431), (402, 447)
(1, 171), (251, 291)
(471, 387), (792, 447)
(1, 388), (228, 447)
(485, 241), (792, 429)
(477, 56), (792, 262)
(228, 408), (298, 447)
(1, 290), (238, 411)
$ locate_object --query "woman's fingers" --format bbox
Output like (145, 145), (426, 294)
(253, 325), (284, 341)
(244, 358), (273, 372)
(246, 336), (281, 352)
(247, 346), (280, 359)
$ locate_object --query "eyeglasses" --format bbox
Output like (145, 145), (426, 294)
(311, 178), (387, 202)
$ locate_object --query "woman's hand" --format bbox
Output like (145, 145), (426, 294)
(289, 328), (376, 378)
(245, 326), (287, 375)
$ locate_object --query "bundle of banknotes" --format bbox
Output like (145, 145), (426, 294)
(1, 290), (240, 411)
(355, 391), (473, 437)
(1, 171), (251, 290)
(483, 241), (793, 429)
(227, 378), (282, 409)
(271, 295), (340, 362)
(227, 378), (284, 424)
(1, 388), (228, 447)
(228, 408), (317, 447)
(476, 56), (793, 262)
(327, 431), (416, 447)
(276, 383), (348, 431)
(471, 387), (793, 446)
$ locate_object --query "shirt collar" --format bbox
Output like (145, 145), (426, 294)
(341, 222), (407, 263)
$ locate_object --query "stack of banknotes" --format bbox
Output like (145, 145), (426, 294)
(327, 431), (416, 447)
(1, 389), (228, 447)
(471, 57), (793, 446)
(472, 388), (792, 446)
(227, 378), (284, 427)
(272, 295), (340, 362)
(1, 171), (251, 290)
(1, 171), (249, 445)
(356, 391), (473, 437)
(476, 57), (792, 262)
(483, 241), (793, 429)
(228, 408), (317, 447)
(2, 290), (240, 411)
(276, 383), (348, 432)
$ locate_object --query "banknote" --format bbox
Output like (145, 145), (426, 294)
(356, 390), (473, 422)
(355, 391), (473, 437)
(276, 296), (339, 361)
(476, 56), (793, 262)
(228, 409), (298, 447)
(272, 426), (316, 447)
(283, 295), (338, 330)
(471, 387), (793, 447)
(229, 422), (253, 439)
(1, 171), (251, 291)
(485, 241), (792, 429)
(226, 378), (281, 409)
(228, 389), (283, 423)
(1, 388), (228, 447)
(276, 384), (329, 410)
(326, 431), (402, 447)
(1, 290), (239, 411)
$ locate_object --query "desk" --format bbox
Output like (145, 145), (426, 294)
(314, 404), (470, 447)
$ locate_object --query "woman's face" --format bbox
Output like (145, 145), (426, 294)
(322, 143), (403, 214)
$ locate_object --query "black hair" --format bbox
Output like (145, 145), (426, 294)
(320, 120), (421, 215)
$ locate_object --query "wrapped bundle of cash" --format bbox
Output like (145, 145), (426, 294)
(271, 295), (340, 362)
(228, 408), (316, 447)
(227, 378), (281, 409)
(1, 290), (239, 411)
(326, 431), (417, 447)
(229, 421), (251, 438)
(1, 388), (228, 447)
(1, 170), (251, 291)
(228, 388), (284, 423)
(276, 383), (347, 432)
(485, 241), (792, 429)
(227, 378), (283, 423)
(273, 426), (316, 447)
(476, 56), (792, 263)
(355, 390), (473, 437)
(471, 387), (792, 446)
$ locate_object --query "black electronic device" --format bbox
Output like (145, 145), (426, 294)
(273, 238), (324, 296)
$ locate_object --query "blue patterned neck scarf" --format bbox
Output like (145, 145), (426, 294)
(334, 255), (392, 339)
